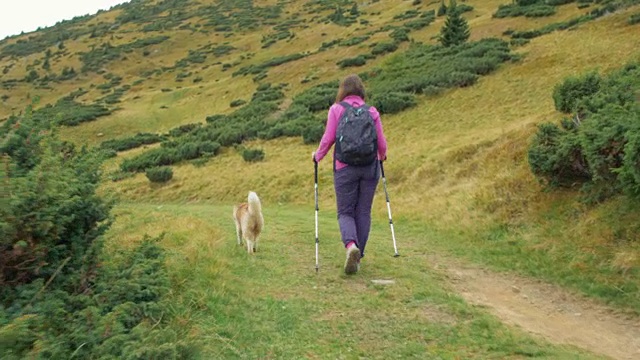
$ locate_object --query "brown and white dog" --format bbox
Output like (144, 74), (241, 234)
(233, 191), (264, 254)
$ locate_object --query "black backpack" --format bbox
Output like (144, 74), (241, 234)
(335, 102), (378, 166)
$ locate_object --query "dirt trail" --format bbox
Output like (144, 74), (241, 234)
(429, 255), (640, 360)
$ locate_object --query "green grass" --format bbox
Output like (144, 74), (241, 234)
(105, 202), (600, 359)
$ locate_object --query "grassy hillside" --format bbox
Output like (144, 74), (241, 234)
(1, 0), (640, 356)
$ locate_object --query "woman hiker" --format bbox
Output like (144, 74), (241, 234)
(312, 74), (388, 275)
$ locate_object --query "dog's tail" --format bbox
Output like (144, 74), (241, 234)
(248, 191), (261, 215)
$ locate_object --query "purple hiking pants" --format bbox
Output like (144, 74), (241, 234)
(333, 160), (380, 258)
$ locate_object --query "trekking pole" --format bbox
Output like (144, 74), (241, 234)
(380, 160), (399, 257)
(314, 158), (320, 272)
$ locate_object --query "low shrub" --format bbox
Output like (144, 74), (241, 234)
(146, 166), (173, 182)
(552, 71), (601, 113)
(337, 55), (367, 68)
(371, 92), (417, 114)
(230, 99), (247, 107)
(100, 133), (164, 151)
(529, 61), (640, 200)
(242, 148), (265, 162)
(302, 123), (325, 144)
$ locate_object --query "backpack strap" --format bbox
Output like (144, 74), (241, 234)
(340, 101), (370, 111)
(339, 101), (353, 110)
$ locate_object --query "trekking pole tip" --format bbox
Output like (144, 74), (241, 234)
(394, 253), (400, 257)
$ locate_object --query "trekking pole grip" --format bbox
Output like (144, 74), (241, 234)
(314, 160), (318, 184)
(379, 160), (385, 178)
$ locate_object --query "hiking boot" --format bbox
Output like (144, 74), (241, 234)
(344, 243), (361, 275)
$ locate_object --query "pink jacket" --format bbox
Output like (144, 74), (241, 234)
(314, 95), (387, 170)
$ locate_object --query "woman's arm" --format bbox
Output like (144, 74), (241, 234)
(314, 104), (341, 162)
(371, 107), (387, 160)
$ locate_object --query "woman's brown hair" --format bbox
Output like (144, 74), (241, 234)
(335, 74), (366, 103)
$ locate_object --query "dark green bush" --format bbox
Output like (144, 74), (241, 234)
(121, 140), (221, 172)
(528, 122), (590, 187)
(337, 55), (367, 68)
(230, 99), (247, 107)
(242, 148), (265, 162)
(368, 38), (512, 95)
(510, 38), (531, 47)
(100, 148), (118, 158)
(109, 170), (135, 182)
(371, 92), (417, 114)
(168, 123), (202, 137)
(302, 123), (325, 144)
(177, 142), (200, 159)
(205, 114), (227, 124)
(529, 61), (640, 199)
(232, 53), (306, 77)
(580, 104), (635, 183)
(197, 141), (223, 154)
(292, 81), (338, 112)
(620, 115), (640, 197)
(33, 99), (112, 126)
(629, 13), (640, 25)
(404, 12), (436, 30)
(0, 235), (196, 359)
(79, 36), (169, 72)
(121, 147), (180, 172)
(0, 107), (195, 357)
(145, 166), (173, 182)
(339, 36), (370, 46)
(326, 6), (358, 26)
(24, 70), (40, 83)
(389, 27), (410, 42)
(457, 4), (474, 13)
(494, 3), (557, 18)
(394, 10), (420, 20)
(58, 66), (77, 81)
(547, 0), (574, 5)
(444, 71), (478, 87)
(1, 125), (110, 288)
(261, 30), (293, 48)
(370, 42), (398, 56)
(212, 44), (235, 57)
(524, 5), (557, 17)
(552, 71), (601, 113)
(252, 84), (286, 102)
(508, 1), (638, 40)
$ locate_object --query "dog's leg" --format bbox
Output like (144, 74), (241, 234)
(246, 239), (254, 254)
(236, 225), (242, 246)
(235, 225), (242, 246)
(253, 237), (258, 252)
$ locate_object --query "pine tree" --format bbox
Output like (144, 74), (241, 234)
(438, 0), (470, 47)
(437, 0), (447, 17)
(329, 6), (345, 24)
(350, 3), (359, 16)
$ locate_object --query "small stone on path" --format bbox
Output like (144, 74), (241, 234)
(371, 279), (395, 285)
